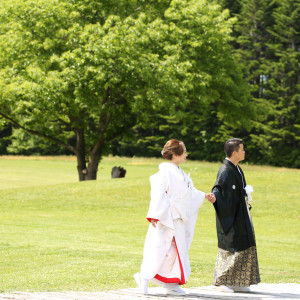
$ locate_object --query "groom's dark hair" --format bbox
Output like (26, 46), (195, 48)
(224, 138), (243, 158)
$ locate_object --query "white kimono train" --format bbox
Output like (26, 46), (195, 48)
(140, 162), (205, 285)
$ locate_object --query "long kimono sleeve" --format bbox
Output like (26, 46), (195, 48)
(212, 170), (237, 235)
(184, 187), (206, 249)
(146, 171), (174, 230)
(192, 187), (205, 211)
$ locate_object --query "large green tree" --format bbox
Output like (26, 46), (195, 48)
(112, 2), (254, 162)
(257, 0), (300, 167)
(232, 0), (300, 167)
(0, 0), (252, 179)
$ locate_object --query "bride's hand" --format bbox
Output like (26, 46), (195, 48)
(151, 219), (158, 228)
(205, 193), (216, 203)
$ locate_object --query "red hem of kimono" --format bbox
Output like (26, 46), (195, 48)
(147, 218), (159, 223)
(154, 237), (186, 285)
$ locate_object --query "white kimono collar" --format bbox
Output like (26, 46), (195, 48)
(159, 162), (180, 172)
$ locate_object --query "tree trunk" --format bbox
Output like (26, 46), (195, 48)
(75, 128), (102, 181)
(75, 129), (88, 181)
(76, 151), (100, 181)
(75, 108), (110, 181)
(86, 152), (101, 180)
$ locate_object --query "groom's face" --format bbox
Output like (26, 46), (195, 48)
(235, 144), (245, 162)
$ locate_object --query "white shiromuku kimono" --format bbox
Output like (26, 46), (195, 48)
(140, 162), (205, 285)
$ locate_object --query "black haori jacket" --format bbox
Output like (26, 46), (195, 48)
(212, 159), (256, 253)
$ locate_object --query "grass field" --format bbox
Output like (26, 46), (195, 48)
(0, 156), (299, 292)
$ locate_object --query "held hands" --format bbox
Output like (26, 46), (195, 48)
(205, 193), (216, 203)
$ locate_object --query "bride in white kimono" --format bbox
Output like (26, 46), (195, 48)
(134, 139), (216, 295)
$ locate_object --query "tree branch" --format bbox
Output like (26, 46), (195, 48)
(103, 87), (110, 105)
(0, 112), (77, 154)
(90, 111), (113, 156)
(58, 117), (73, 129)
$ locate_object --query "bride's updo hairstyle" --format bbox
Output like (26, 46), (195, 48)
(161, 139), (186, 160)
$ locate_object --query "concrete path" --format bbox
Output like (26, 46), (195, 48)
(0, 284), (299, 300)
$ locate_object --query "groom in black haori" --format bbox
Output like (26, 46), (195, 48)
(211, 138), (260, 293)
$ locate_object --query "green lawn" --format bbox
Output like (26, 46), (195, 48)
(0, 156), (299, 292)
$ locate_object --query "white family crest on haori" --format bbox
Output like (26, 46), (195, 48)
(140, 162), (206, 285)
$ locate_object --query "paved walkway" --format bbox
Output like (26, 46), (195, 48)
(0, 284), (299, 300)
